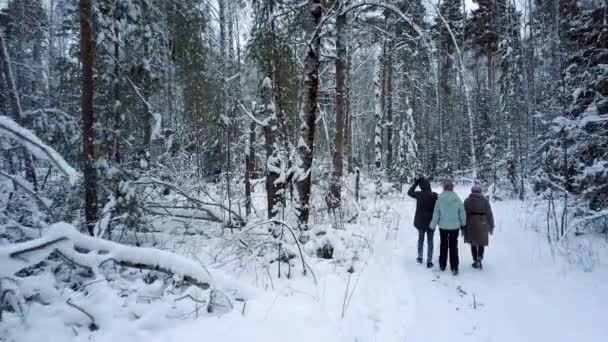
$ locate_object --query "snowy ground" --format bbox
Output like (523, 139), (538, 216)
(7, 185), (608, 342)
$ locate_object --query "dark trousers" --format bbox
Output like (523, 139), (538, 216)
(471, 246), (485, 261)
(417, 228), (434, 261)
(439, 229), (459, 271)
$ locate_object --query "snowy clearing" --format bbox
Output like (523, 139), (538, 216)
(5, 185), (607, 342)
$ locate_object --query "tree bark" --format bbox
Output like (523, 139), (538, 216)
(295, 0), (323, 235)
(384, 39), (394, 175)
(261, 79), (283, 220)
(79, 0), (98, 235)
(112, 8), (121, 163)
(345, 42), (354, 173)
(374, 74), (383, 195)
(245, 121), (256, 219)
(328, 4), (347, 210)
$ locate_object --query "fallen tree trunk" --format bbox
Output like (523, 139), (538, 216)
(1, 223), (219, 292)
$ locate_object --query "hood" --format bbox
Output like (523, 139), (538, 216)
(419, 179), (431, 191)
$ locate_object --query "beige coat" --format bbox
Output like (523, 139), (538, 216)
(463, 193), (495, 246)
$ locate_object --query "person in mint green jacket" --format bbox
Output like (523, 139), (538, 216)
(430, 180), (466, 275)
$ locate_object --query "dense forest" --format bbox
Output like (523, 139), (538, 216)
(0, 0), (606, 339)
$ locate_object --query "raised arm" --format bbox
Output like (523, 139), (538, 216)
(407, 181), (419, 199)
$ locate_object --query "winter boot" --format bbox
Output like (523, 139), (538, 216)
(451, 269), (459, 276)
(472, 260), (481, 269)
(416, 257), (423, 264)
(478, 258), (483, 270)
(426, 261), (434, 269)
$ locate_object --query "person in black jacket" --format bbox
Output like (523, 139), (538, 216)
(407, 177), (438, 268)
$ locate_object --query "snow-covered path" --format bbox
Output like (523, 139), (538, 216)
(399, 187), (608, 342)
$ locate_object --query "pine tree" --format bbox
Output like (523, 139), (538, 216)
(541, 1), (608, 214)
(467, 0), (501, 184)
(394, 0), (430, 173)
(295, 0), (323, 236)
(432, 0), (464, 178)
(497, 2), (527, 199)
(467, 0), (500, 91)
(79, 0), (98, 234)
(397, 99), (421, 184)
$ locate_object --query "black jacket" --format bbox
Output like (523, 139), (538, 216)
(407, 183), (438, 230)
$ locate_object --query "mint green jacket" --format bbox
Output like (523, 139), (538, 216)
(430, 191), (466, 230)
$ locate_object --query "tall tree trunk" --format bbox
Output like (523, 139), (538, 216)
(328, 4), (347, 210)
(32, 32), (44, 103)
(295, 0), (323, 236)
(384, 39), (394, 176)
(487, 53), (494, 93)
(245, 120), (256, 219)
(345, 41), (354, 173)
(262, 78), (283, 220)
(374, 75), (383, 195)
(112, 8), (121, 163)
(0, 45), (5, 113)
(0, 27), (37, 189)
(79, 0), (98, 235)
(0, 29), (23, 121)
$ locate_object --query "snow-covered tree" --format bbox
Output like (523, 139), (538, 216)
(539, 1), (608, 216)
(294, 0), (323, 236)
(397, 100), (421, 184)
(260, 77), (286, 220)
(497, 2), (527, 199)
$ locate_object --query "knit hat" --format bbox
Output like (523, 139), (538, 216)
(442, 180), (454, 191)
(471, 184), (482, 193)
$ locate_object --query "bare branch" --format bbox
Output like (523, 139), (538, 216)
(66, 299), (98, 331)
(0, 170), (55, 219)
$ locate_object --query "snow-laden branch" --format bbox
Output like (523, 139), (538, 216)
(340, 1), (424, 37)
(302, 0), (426, 64)
(238, 101), (267, 127)
(94, 197), (116, 238)
(0, 223), (254, 300)
(0, 116), (79, 184)
(560, 210), (608, 240)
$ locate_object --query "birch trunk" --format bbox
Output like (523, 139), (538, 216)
(374, 74), (383, 195)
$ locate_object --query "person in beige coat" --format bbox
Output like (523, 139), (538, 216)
(463, 184), (494, 270)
